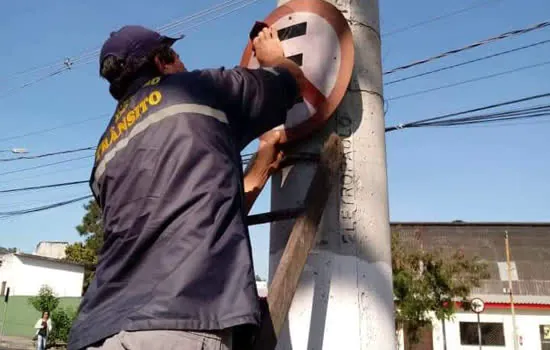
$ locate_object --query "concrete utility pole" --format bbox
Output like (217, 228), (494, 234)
(269, 0), (394, 349)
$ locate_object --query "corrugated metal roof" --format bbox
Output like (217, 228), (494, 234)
(391, 222), (550, 299)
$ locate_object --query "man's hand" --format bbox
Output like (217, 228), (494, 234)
(243, 131), (284, 213)
(252, 25), (306, 98)
(255, 131), (284, 176)
(253, 27), (285, 67)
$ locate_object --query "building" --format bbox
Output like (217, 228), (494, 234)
(0, 242), (84, 297)
(34, 241), (70, 260)
(0, 242), (85, 338)
(394, 222), (550, 350)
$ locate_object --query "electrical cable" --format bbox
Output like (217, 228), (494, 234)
(390, 109), (550, 131)
(0, 114), (108, 144)
(382, 0), (499, 37)
(65, 0), (260, 66)
(0, 0), (264, 94)
(386, 92), (550, 132)
(0, 180), (89, 194)
(2, 164), (92, 184)
(387, 59), (550, 101)
(0, 146), (95, 162)
(0, 155), (93, 176)
(0, 195), (93, 218)
(385, 38), (550, 85)
(383, 20), (550, 75)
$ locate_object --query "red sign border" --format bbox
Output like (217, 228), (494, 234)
(240, 0), (354, 144)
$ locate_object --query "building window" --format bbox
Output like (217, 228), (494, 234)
(460, 322), (505, 346)
(0, 281), (6, 296)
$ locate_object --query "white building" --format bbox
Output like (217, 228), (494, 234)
(34, 241), (70, 260)
(431, 299), (550, 350)
(0, 242), (84, 297)
(394, 222), (550, 350)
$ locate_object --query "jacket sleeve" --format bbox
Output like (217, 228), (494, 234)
(199, 66), (299, 150)
(47, 319), (52, 332)
(34, 319), (42, 329)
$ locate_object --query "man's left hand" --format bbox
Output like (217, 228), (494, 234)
(254, 131), (284, 176)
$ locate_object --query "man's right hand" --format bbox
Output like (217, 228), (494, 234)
(253, 27), (285, 67)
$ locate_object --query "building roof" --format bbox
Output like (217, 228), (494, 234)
(392, 221), (550, 227)
(14, 252), (85, 267)
(391, 222), (550, 299)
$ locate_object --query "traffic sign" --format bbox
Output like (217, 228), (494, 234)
(470, 297), (485, 313)
(240, 0), (354, 144)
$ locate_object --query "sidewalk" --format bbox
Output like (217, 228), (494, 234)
(0, 336), (34, 350)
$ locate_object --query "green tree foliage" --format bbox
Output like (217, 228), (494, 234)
(392, 230), (490, 343)
(28, 285), (59, 313)
(0, 247), (17, 254)
(49, 307), (77, 345)
(65, 200), (104, 293)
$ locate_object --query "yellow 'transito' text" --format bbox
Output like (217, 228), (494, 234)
(95, 90), (163, 161)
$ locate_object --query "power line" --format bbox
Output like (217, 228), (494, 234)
(382, 0), (499, 37)
(2, 164), (92, 184)
(0, 155), (93, 176)
(58, 0), (263, 71)
(388, 59), (550, 101)
(0, 114), (108, 144)
(0, 180), (89, 194)
(0, 0), (264, 96)
(385, 38), (550, 86)
(383, 20), (550, 75)
(386, 92), (550, 132)
(0, 195), (93, 219)
(0, 146), (95, 162)
(0, 191), (90, 210)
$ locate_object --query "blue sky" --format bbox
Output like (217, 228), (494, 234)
(0, 0), (549, 278)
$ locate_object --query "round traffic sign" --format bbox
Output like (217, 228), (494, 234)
(470, 298), (485, 314)
(240, 0), (354, 144)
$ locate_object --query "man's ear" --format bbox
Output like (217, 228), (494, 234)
(153, 55), (165, 73)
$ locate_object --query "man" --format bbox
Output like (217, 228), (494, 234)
(68, 24), (304, 350)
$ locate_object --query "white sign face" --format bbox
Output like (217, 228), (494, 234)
(240, 0), (354, 144)
(471, 298), (485, 313)
(247, 12), (341, 129)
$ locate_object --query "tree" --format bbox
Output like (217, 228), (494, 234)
(49, 306), (77, 345)
(0, 247), (17, 254)
(65, 200), (104, 293)
(392, 230), (490, 344)
(28, 285), (59, 313)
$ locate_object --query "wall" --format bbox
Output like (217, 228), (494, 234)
(432, 308), (550, 350)
(0, 254), (19, 295)
(4, 255), (84, 297)
(34, 242), (68, 259)
(0, 296), (81, 338)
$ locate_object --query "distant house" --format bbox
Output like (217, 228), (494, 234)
(0, 241), (84, 297)
(393, 222), (550, 350)
(34, 241), (70, 260)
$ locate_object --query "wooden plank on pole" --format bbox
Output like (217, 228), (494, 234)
(253, 133), (343, 349)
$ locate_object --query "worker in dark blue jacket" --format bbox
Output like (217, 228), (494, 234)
(68, 24), (304, 350)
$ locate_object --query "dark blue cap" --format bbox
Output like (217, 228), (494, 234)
(100, 25), (183, 65)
